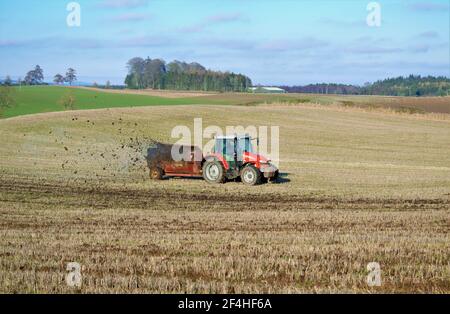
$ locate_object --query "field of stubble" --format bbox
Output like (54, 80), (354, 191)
(0, 103), (449, 293)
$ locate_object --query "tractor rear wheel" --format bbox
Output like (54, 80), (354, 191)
(202, 160), (226, 184)
(150, 167), (164, 180)
(241, 165), (262, 186)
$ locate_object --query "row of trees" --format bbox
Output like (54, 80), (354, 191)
(360, 75), (450, 97)
(280, 75), (450, 96)
(2, 66), (77, 86)
(124, 58), (252, 92)
(280, 83), (361, 95)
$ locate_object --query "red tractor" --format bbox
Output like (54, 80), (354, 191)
(146, 135), (279, 185)
(202, 135), (279, 185)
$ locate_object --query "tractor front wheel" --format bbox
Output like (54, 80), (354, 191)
(202, 160), (226, 184)
(241, 165), (262, 186)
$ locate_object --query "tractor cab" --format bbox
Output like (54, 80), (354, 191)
(202, 134), (279, 185)
(213, 135), (255, 164)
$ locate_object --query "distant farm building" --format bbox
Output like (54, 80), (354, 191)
(249, 86), (286, 94)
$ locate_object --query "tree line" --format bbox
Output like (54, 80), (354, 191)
(124, 58), (252, 92)
(280, 75), (450, 96)
(280, 83), (361, 95)
(1, 65), (77, 86)
(361, 75), (450, 96)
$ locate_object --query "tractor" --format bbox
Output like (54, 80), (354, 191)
(202, 135), (278, 185)
(146, 134), (279, 185)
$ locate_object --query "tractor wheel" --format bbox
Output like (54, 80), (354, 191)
(241, 165), (262, 186)
(202, 160), (226, 184)
(149, 167), (164, 180)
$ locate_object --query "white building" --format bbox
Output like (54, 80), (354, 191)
(249, 86), (286, 93)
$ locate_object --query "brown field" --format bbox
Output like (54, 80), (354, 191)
(74, 86), (218, 98)
(198, 92), (450, 114)
(77, 86), (450, 114)
(0, 103), (449, 293)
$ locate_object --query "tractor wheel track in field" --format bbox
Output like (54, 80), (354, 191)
(0, 176), (448, 211)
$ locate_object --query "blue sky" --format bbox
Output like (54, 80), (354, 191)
(0, 0), (449, 85)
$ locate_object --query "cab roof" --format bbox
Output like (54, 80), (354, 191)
(215, 134), (252, 139)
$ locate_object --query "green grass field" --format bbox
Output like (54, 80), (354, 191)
(2, 86), (312, 118)
(1, 86), (220, 118)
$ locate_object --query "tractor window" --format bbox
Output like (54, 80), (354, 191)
(224, 139), (236, 159)
(237, 138), (253, 158)
(214, 139), (223, 155)
(214, 139), (235, 156)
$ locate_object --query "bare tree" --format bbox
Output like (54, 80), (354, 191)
(0, 86), (16, 116)
(58, 92), (76, 110)
(4, 76), (12, 86)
